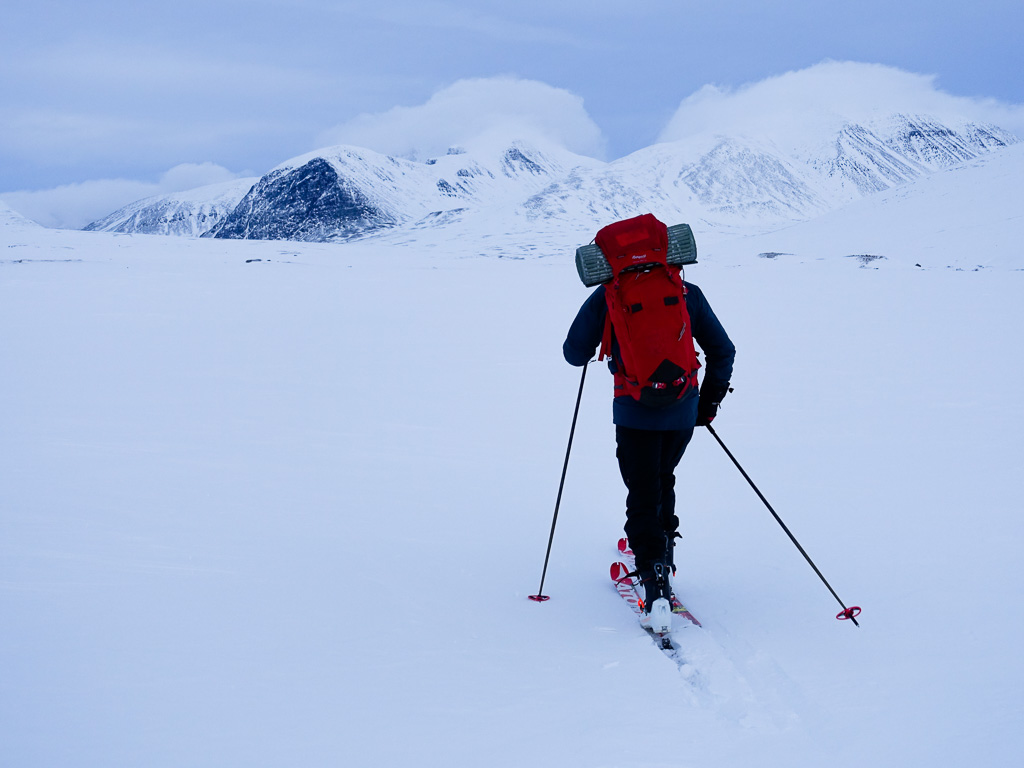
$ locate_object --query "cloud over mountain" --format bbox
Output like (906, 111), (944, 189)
(658, 61), (1024, 148)
(0, 163), (244, 229)
(316, 77), (608, 161)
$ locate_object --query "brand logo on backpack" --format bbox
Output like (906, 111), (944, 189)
(595, 214), (700, 407)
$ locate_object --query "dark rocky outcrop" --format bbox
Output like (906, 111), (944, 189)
(206, 158), (398, 241)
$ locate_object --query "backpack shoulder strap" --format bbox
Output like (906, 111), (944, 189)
(599, 307), (613, 361)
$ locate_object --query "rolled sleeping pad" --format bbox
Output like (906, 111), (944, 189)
(575, 223), (697, 287)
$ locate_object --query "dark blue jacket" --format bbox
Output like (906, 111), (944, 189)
(563, 281), (735, 430)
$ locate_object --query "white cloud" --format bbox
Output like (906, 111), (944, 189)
(316, 77), (607, 160)
(323, 0), (585, 46)
(9, 42), (348, 103)
(658, 61), (1024, 147)
(156, 162), (240, 192)
(0, 163), (242, 230)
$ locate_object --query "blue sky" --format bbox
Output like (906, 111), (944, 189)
(2, 0), (1022, 226)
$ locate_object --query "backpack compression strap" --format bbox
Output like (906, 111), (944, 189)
(595, 213), (669, 279)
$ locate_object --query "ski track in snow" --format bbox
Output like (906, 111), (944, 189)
(680, 618), (804, 731)
(614, 547), (803, 729)
(616, 605), (803, 733)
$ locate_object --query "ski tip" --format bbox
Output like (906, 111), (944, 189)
(610, 561), (630, 582)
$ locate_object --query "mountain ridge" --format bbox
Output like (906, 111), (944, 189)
(84, 177), (258, 237)
(83, 113), (1018, 242)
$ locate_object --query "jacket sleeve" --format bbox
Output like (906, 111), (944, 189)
(685, 283), (735, 392)
(563, 286), (606, 366)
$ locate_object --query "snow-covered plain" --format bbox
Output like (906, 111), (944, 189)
(2, 152), (1022, 768)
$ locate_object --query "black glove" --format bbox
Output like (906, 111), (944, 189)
(696, 382), (730, 427)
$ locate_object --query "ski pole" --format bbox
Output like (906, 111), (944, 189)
(529, 362), (588, 602)
(705, 424), (861, 626)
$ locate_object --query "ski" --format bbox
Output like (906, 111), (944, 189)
(616, 537), (701, 627)
(610, 560), (676, 651)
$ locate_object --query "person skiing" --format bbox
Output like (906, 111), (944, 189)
(563, 214), (735, 627)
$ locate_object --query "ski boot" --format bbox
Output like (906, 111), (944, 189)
(666, 532), (681, 603)
(667, 532), (681, 575)
(637, 561), (673, 634)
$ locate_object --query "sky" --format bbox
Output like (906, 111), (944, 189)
(2, 0), (1023, 228)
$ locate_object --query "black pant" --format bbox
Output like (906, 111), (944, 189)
(615, 425), (694, 570)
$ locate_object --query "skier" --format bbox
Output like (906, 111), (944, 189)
(563, 217), (735, 622)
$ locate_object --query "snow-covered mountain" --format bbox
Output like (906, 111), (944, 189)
(795, 113), (1016, 197)
(80, 112), (1017, 243)
(202, 141), (598, 242)
(721, 139), (1024, 271)
(1, 199), (42, 231)
(520, 134), (834, 234)
(523, 113), (1017, 234)
(83, 177), (257, 236)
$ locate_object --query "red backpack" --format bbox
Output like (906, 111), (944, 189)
(596, 214), (700, 407)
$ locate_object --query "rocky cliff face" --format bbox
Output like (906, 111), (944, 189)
(804, 115), (1018, 196)
(881, 115), (1015, 169)
(205, 159), (398, 241)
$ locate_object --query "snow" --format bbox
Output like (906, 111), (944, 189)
(2, 148), (1023, 767)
